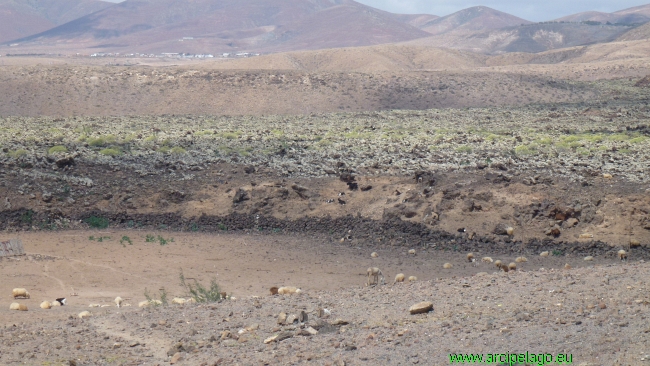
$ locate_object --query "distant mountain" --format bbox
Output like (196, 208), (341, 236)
(556, 4), (650, 24)
(409, 22), (634, 54)
(617, 21), (650, 41)
(417, 6), (532, 35)
(0, 0), (112, 43)
(5, 0), (431, 53)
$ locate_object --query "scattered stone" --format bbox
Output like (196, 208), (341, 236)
(566, 218), (579, 228)
(409, 301), (434, 315)
(170, 352), (182, 364)
(579, 233), (593, 239)
(330, 319), (349, 326)
(584, 256), (594, 261)
(277, 312), (287, 325)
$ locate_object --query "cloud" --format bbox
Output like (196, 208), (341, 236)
(355, 0), (650, 21)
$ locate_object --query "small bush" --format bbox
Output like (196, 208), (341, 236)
(100, 148), (121, 156)
(21, 210), (34, 224)
(515, 144), (537, 155)
(120, 235), (133, 246)
(8, 149), (27, 158)
(170, 146), (186, 154)
(85, 216), (109, 229)
(456, 145), (472, 154)
(145, 234), (156, 243)
(48, 145), (68, 154)
(144, 287), (168, 307)
(552, 249), (563, 256)
(217, 223), (227, 231)
(87, 137), (107, 147)
(179, 270), (225, 303)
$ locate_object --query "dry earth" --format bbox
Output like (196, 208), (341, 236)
(0, 231), (648, 365)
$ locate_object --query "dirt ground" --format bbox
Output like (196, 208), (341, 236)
(0, 230), (647, 365)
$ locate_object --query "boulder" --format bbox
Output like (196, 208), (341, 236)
(409, 301), (434, 315)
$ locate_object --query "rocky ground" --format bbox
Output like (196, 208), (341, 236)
(2, 255), (649, 365)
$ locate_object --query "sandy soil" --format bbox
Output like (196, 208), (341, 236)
(0, 230), (647, 365)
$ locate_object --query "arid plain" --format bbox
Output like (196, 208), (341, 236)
(1, 2), (650, 365)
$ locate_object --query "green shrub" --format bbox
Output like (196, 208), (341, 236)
(514, 144), (536, 155)
(179, 270), (225, 303)
(48, 145), (68, 154)
(455, 145), (472, 154)
(120, 235), (133, 246)
(8, 149), (27, 158)
(157, 146), (170, 153)
(144, 287), (168, 307)
(85, 216), (109, 229)
(170, 146), (187, 154)
(100, 148), (121, 156)
(145, 234), (156, 243)
(87, 137), (107, 147)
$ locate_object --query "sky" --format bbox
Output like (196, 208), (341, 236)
(101, 0), (650, 22)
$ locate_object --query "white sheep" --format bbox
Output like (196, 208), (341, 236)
(12, 288), (30, 299)
(78, 311), (92, 319)
(408, 249), (416, 255)
(371, 252), (379, 258)
(618, 249), (627, 261)
(408, 275), (417, 282)
(138, 299), (162, 308)
(482, 257), (493, 263)
(366, 267), (385, 286)
(540, 251), (549, 257)
(277, 286), (302, 295)
(114, 296), (123, 308)
(171, 297), (190, 305)
(10, 302), (28, 311)
(393, 273), (405, 284)
(515, 256), (528, 263)
(51, 301), (61, 307)
(443, 263), (453, 269)
(467, 253), (474, 262)
(40, 301), (52, 309)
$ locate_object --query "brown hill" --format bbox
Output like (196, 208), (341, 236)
(418, 6), (532, 35)
(0, 0), (112, 43)
(556, 4), (650, 24)
(617, 21), (650, 40)
(6, 0), (430, 54)
(409, 22), (635, 54)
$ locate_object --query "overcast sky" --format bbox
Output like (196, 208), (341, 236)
(102, 0), (650, 22)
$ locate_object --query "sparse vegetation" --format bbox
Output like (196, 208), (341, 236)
(144, 287), (168, 307)
(85, 216), (109, 229)
(120, 235), (133, 246)
(48, 145), (68, 154)
(179, 270), (225, 303)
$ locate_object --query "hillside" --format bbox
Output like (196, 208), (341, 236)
(417, 6), (532, 35)
(0, 0), (112, 43)
(556, 4), (650, 24)
(5, 0), (430, 53)
(409, 22), (635, 54)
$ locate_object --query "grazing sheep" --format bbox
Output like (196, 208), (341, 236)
(277, 286), (301, 295)
(393, 273), (405, 284)
(564, 263), (572, 270)
(540, 251), (549, 257)
(366, 267), (385, 286)
(466, 253), (474, 262)
(10, 303), (28, 311)
(443, 263), (453, 269)
(408, 276), (417, 282)
(494, 260), (502, 269)
(40, 301), (52, 309)
(371, 252), (379, 258)
(506, 227), (514, 236)
(481, 257), (493, 263)
(269, 286), (279, 295)
(89, 304), (101, 308)
(618, 250), (627, 261)
(499, 263), (509, 273)
(171, 297), (189, 305)
(515, 256), (528, 263)
(408, 249), (416, 255)
(51, 301), (61, 307)
(12, 288), (30, 299)
(508, 263), (517, 271)
(138, 300), (162, 308)
(584, 256), (594, 261)
(114, 297), (123, 308)
(78, 311), (92, 319)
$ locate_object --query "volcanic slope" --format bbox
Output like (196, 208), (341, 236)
(8, 0), (431, 53)
(0, 0), (112, 43)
